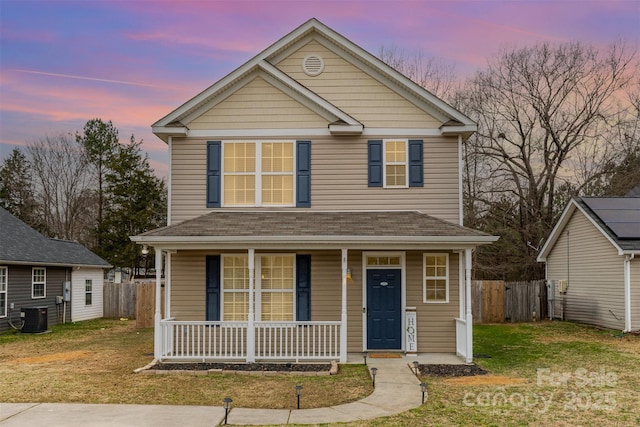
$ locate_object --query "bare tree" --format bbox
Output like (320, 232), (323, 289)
(458, 40), (638, 279)
(27, 134), (97, 244)
(379, 45), (457, 101)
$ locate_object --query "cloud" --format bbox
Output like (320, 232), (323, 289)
(13, 69), (167, 89)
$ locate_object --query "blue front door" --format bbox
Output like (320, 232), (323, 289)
(367, 269), (402, 350)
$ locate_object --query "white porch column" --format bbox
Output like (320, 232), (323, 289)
(154, 247), (162, 360)
(465, 248), (473, 363)
(247, 248), (256, 363)
(340, 248), (348, 363)
(165, 251), (172, 318)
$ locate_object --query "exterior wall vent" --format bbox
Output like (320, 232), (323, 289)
(302, 55), (324, 76)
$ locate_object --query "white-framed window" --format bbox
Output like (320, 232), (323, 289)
(223, 141), (295, 207)
(257, 255), (294, 321)
(221, 253), (295, 321)
(222, 255), (250, 321)
(0, 267), (7, 318)
(384, 140), (408, 188)
(423, 253), (449, 303)
(32, 267), (46, 299)
(85, 279), (93, 306)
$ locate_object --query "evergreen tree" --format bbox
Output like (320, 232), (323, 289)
(100, 136), (166, 271)
(0, 147), (40, 229)
(76, 119), (120, 248)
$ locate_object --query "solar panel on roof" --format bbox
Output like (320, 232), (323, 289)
(581, 197), (640, 239)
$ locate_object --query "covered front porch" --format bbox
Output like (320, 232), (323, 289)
(148, 247), (476, 364)
(131, 211), (497, 364)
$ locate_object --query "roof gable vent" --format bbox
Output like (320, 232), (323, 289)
(302, 55), (324, 76)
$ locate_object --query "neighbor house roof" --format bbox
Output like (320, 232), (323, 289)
(152, 18), (476, 142)
(0, 207), (111, 268)
(537, 196), (640, 261)
(131, 210), (498, 250)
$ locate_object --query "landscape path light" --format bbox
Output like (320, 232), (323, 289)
(412, 360), (420, 375)
(222, 397), (232, 424)
(295, 385), (303, 409)
(362, 351), (368, 366)
(371, 367), (378, 388)
(420, 382), (428, 404)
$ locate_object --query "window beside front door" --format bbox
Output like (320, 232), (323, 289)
(423, 253), (449, 303)
(220, 254), (299, 321)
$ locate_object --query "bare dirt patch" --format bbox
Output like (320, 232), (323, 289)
(10, 350), (93, 364)
(444, 375), (528, 386)
(418, 363), (488, 377)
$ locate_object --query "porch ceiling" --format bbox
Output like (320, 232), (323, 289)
(131, 210), (498, 250)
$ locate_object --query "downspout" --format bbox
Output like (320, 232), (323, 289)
(624, 254), (634, 333)
(465, 248), (473, 364)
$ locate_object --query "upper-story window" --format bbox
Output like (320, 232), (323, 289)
(32, 267), (46, 299)
(368, 139), (423, 188)
(384, 140), (408, 187)
(223, 141), (294, 207)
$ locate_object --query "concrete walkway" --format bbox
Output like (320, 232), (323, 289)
(0, 354), (463, 426)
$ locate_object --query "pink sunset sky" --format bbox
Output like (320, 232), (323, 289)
(1, 0), (638, 177)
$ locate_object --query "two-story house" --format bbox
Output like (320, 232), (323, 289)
(132, 18), (497, 364)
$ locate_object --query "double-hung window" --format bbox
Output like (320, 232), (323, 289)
(0, 267), (7, 317)
(32, 267), (46, 299)
(85, 279), (93, 305)
(221, 254), (295, 321)
(368, 139), (423, 188)
(223, 141), (294, 206)
(384, 140), (408, 187)
(423, 254), (449, 303)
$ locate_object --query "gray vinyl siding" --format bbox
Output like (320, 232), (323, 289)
(546, 210), (626, 330)
(170, 250), (459, 353)
(0, 265), (71, 334)
(274, 39), (442, 128)
(170, 136), (460, 225)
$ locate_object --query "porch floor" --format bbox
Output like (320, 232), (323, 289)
(344, 352), (466, 365)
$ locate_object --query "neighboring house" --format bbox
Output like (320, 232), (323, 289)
(0, 207), (111, 333)
(537, 195), (640, 332)
(132, 18), (497, 363)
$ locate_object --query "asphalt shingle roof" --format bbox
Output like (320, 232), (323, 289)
(0, 207), (110, 267)
(139, 210), (490, 238)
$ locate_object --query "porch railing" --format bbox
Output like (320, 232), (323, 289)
(159, 319), (341, 362)
(455, 318), (467, 359)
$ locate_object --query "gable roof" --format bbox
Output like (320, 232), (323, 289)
(0, 207), (111, 268)
(537, 197), (640, 261)
(152, 18), (476, 142)
(131, 210), (497, 250)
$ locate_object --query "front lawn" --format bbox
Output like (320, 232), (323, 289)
(2, 319), (638, 426)
(0, 319), (370, 409)
(370, 321), (640, 427)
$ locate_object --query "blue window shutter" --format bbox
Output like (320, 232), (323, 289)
(296, 140), (311, 207)
(408, 139), (424, 187)
(205, 255), (220, 321)
(206, 141), (221, 207)
(296, 255), (311, 321)
(368, 140), (383, 187)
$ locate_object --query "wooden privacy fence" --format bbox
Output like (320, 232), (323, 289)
(472, 280), (547, 323)
(103, 281), (164, 328)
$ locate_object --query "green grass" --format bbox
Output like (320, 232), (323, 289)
(2, 319), (639, 426)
